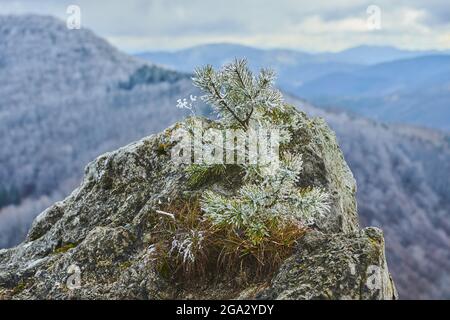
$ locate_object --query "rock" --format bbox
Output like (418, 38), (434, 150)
(257, 227), (398, 300)
(0, 110), (396, 299)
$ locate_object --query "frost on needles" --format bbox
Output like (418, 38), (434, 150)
(162, 59), (330, 277)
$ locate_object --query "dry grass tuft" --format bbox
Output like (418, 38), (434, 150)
(149, 198), (307, 284)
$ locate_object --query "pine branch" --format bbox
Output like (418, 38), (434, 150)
(210, 81), (248, 129)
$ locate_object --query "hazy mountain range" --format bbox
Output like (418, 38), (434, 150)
(0, 15), (449, 299)
(138, 43), (450, 131)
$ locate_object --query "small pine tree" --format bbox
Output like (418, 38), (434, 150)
(193, 59), (283, 129)
(193, 59), (329, 240)
(169, 59), (330, 272)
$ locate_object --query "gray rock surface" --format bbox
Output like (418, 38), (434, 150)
(258, 227), (397, 300)
(0, 111), (397, 300)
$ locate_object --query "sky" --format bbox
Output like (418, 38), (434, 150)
(1, 0), (449, 53)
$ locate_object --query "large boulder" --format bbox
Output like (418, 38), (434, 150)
(0, 110), (397, 299)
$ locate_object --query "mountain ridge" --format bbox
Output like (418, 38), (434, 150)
(136, 42), (449, 66)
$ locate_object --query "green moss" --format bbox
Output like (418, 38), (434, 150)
(54, 242), (78, 254)
(11, 279), (34, 296)
(368, 237), (380, 247)
(156, 142), (171, 156)
(12, 281), (26, 295)
(119, 261), (132, 270)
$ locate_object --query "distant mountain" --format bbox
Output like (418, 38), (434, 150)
(315, 45), (444, 65)
(298, 55), (450, 131)
(138, 43), (450, 131)
(137, 43), (445, 70)
(137, 43), (362, 94)
(0, 14), (191, 212)
(1, 15), (450, 299)
(137, 43), (312, 69)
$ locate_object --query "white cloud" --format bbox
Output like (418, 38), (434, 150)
(0, 0), (449, 52)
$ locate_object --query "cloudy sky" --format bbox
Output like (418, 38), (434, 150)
(1, 0), (449, 53)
